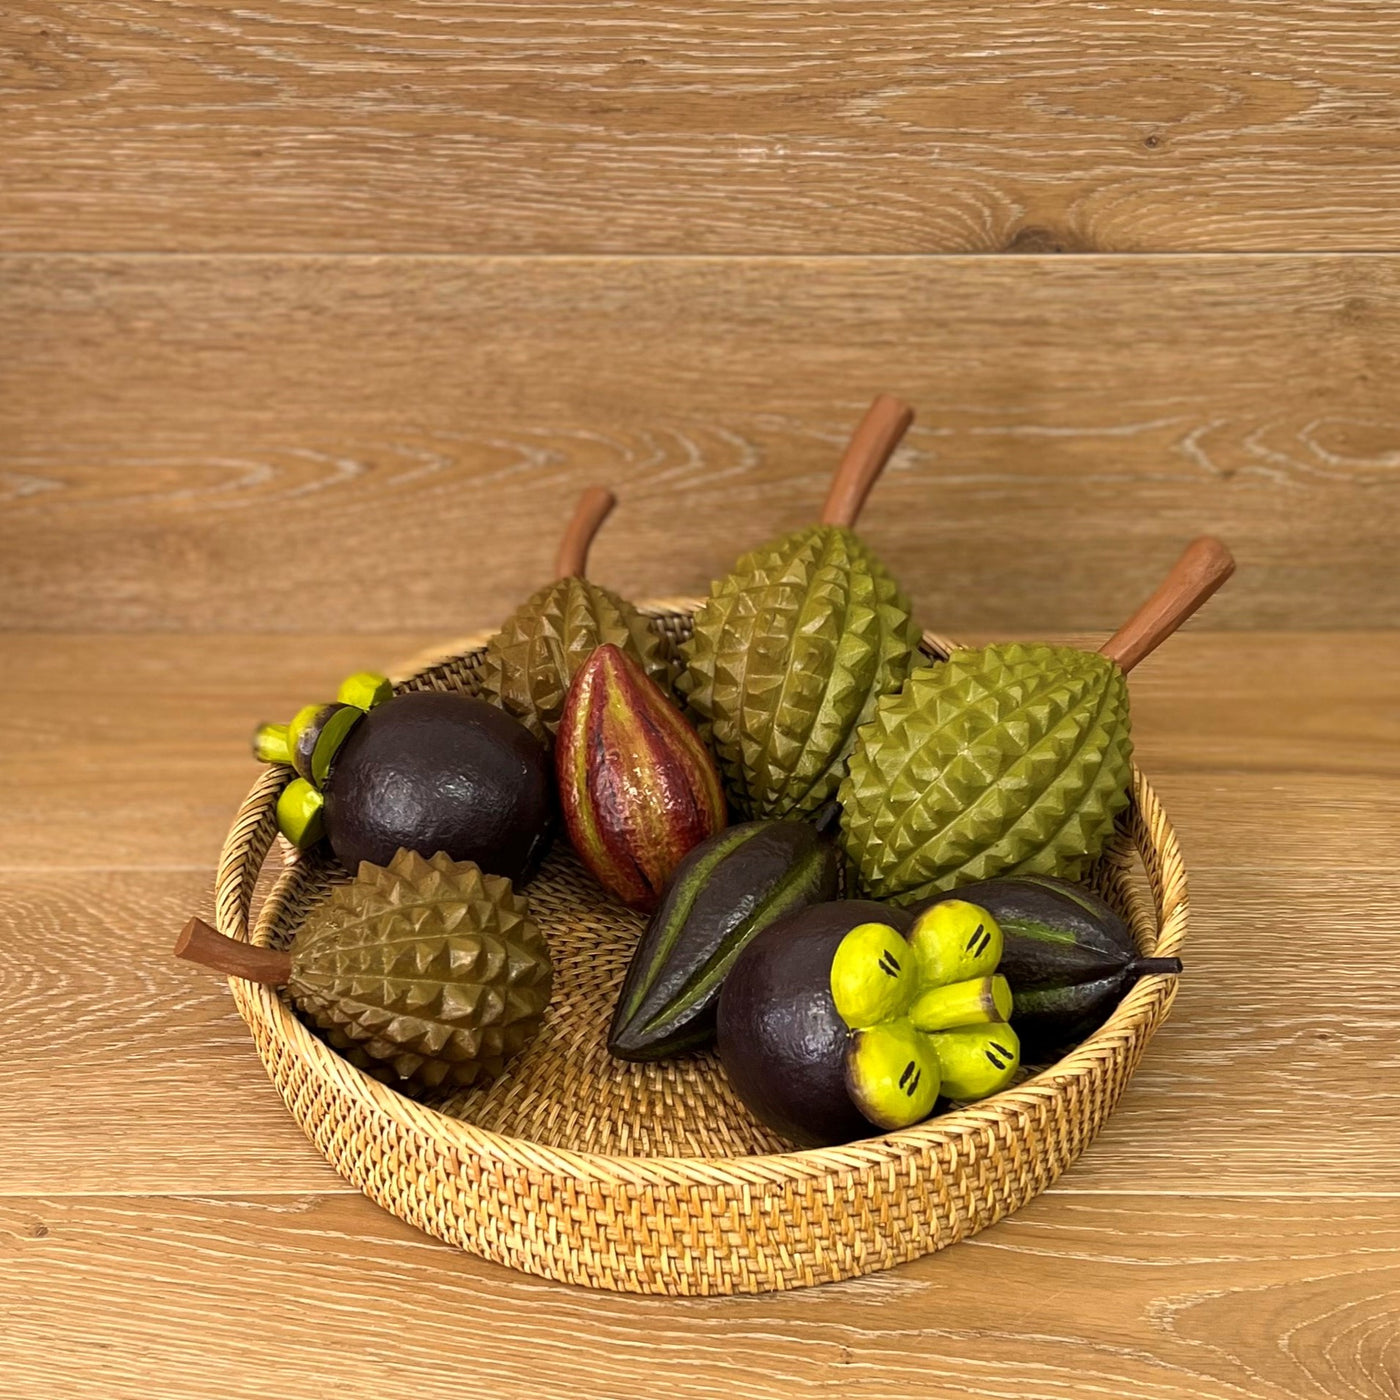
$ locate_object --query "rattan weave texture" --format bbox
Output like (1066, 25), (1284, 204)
(214, 606), (1185, 1294)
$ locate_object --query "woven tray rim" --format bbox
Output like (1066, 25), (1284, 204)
(216, 605), (1186, 1189)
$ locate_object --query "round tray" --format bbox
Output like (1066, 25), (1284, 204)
(215, 604), (1187, 1295)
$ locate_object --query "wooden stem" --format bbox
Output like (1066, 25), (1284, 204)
(554, 486), (617, 578)
(1132, 957), (1184, 978)
(174, 917), (292, 985)
(819, 394), (916, 528)
(1100, 536), (1236, 674)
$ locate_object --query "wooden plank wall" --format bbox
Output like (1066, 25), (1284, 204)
(5, 11), (1400, 1399)
(5, 2), (1399, 255)
(3, 2), (1398, 634)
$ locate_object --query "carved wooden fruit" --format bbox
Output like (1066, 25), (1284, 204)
(607, 810), (843, 1060)
(175, 849), (552, 1096)
(841, 537), (1236, 902)
(479, 487), (672, 741)
(556, 643), (726, 911)
(678, 395), (921, 821)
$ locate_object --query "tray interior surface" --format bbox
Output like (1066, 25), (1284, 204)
(250, 617), (1162, 1160)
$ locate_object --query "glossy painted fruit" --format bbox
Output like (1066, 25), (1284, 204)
(679, 524), (918, 821)
(911, 874), (1182, 1058)
(840, 643), (1134, 902)
(557, 644), (726, 911)
(175, 849), (552, 1096)
(716, 900), (910, 1147)
(325, 690), (555, 881)
(831, 910), (1019, 1127)
(608, 814), (842, 1060)
(718, 897), (1021, 1145)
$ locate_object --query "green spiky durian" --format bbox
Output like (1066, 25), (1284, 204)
(479, 487), (672, 740)
(289, 848), (552, 1094)
(677, 395), (919, 820)
(838, 535), (1239, 904)
(840, 644), (1134, 902)
(679, 523), (918, 820)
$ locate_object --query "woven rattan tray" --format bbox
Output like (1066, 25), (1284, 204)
(214, 604), (1186, 1295)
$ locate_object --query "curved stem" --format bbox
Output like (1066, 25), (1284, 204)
(554, 486), (618, 579)
(1100, 536), (1236, 674)
(819, 394), (915, 528)
(174, 916), (292, 985)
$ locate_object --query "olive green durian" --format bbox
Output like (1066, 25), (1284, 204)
(479, 487), (672, 741)
(678, 396), (921, 820)
(840, 537), (1236, 903)
(175, 848), (552, 1096)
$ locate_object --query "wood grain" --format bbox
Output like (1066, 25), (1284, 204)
(5, 1), (1393, 1378)
(3, 3), (1399, 255)
(3, 642), (1396, 1384)
(1076, 869), (1400, 1193)
(4, 256), (1400, 633)
(3, 1192), (1397, 1400)
(0, 870), (339, 1197)
(3, 857), (1396, 1198)
(0, 632), (440, 868)
(7, 632), (1397, 871)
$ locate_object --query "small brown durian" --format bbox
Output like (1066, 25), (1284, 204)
(175, 849), (552, 1095)
(478, 487), (673, 741)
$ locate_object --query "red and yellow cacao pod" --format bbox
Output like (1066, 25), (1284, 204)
(557, 644), (727, 910)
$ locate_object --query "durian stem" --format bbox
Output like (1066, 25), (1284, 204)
(820, 394), (915, 529)
(174, 917), (292, 985)
(1099, 536), (1236, 674)
(554, 486), (618, 579)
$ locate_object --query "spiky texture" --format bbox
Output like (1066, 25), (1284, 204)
(677, 525), (918, 820)
(839, 644), (1133, 902)
(479, 577), (673, 742)
(288, 849), (552, 1095)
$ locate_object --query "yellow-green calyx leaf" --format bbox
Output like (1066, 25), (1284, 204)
(925, 1023), (1021, 1101)
(845, 1021), (941, 1129)
(309, 705), (363, 785)
(253, 723), (292, 765)
(909, 974), (1013, 1032)
(908, 900), (1002, 985)
(276, 778), (325, 849)
(288, 702), (328, 753)
(834, 903), (1016, 1129)
(337, 671), (393, 711)
(254, 672), (389, 786)
(829, 922), (917, 1028)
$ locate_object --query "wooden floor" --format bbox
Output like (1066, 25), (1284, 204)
(2, 630), (1397, 1399)
(5, 2), (1400, 1396)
